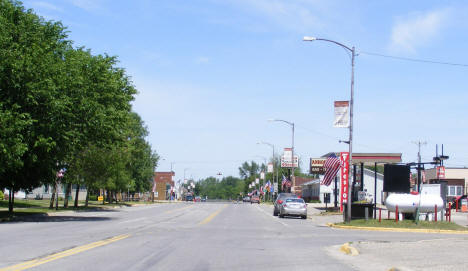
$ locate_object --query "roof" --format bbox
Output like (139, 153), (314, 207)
(321, 152), (402, 165)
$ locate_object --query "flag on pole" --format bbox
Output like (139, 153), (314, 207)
(321, 153), (341, 186)
(281, 175), (287, 188)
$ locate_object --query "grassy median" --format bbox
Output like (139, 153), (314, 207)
(337, 219), (468, 231)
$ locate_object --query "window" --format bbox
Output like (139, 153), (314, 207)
(449, 186), (455, 196)
(448, 185), (464, 196)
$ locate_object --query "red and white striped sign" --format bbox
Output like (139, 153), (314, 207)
(340, 152), (350, 212)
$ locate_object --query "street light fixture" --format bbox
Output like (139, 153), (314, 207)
(257, 141), (277, 188)
(268, 119), (295, 193)
(303, 36), (355, 223)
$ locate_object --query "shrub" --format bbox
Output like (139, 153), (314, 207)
(0, 191), (4, 200)
(88, 195), (98, 201)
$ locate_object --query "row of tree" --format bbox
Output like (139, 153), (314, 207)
(0, 0), (158, 212)
(194, 158), (310, 200)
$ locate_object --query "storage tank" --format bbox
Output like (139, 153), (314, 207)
(385, 193), (443, 213)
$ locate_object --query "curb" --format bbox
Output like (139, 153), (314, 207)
(327, 223), (468, 234)
(339, 242), (359, 256)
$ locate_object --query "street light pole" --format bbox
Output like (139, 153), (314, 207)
(303, 36), (355, 223)
(268, 119), (295, 193)
(257, 141), (276, 191)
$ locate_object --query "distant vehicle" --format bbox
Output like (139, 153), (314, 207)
(194, 196), (201, 202)
(243, 196), (251, 203)
(201, 197), (206, 202)
(279, 198), (307, 219)
(273, 193), (298, 216)
(185, 195), (193, 202)
(250, 195), (260, 204)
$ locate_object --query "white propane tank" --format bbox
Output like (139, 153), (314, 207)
(385, 193), (443, 213)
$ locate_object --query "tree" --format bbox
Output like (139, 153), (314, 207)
(0, 0), (71, 212)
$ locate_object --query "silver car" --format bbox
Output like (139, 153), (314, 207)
(279, 198), (307, 219)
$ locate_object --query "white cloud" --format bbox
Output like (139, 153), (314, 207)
(69, 0), (103, 12)
(389, 8), (452, 53)
(30, 1), (63, 12)
(195, 56), (210, 64)
(222, 0), (330, 33)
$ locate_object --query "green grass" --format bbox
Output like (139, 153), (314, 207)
(338, 219), (468, 231)
(0, 199), (161, 222)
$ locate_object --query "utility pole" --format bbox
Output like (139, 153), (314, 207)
(412, 140), (427, 192)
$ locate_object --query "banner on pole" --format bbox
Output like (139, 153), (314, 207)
(267, 163), (273, 173)
(340, 152), (350, 212)
(334, 101), (350, 128)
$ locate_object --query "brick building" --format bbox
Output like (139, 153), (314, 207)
(153, 171), (175, 200)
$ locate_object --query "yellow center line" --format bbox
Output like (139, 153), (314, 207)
(198, 205), (228, 225)
(0, 234), (131, 271)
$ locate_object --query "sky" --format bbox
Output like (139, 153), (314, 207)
(22, 0), (468, 182)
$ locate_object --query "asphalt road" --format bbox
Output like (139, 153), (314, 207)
(1, 202), (466, 271)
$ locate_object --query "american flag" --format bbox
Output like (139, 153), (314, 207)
(281, 175), (287, 188)
(321, 153), (341, 186)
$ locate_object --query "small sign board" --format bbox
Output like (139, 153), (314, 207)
(310, 158), (326, 174)
(98, 196), (104, 201)
(436, 166), (446, 179)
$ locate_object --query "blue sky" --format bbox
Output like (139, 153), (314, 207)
(23, 0), (468, 181)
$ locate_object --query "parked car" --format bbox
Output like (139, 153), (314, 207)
(185, 195), (193, 201)
(201, 197), (206, 202)
(243, 196), (251, 203)
(273, 193), (298, 216)
(194, 196), (201, 202)
(279, 198), (307, 219)
(250, 195), (260, 204)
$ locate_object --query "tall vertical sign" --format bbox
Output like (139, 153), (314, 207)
(340, 152), (350, 212)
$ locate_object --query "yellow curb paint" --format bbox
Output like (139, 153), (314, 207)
(0, 234), (130, 271)
(339, 242), (359, 256)
(199, 205), (228, 225)
(329, 224), (468, 234)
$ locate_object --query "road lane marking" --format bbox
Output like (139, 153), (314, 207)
(254, 204), (290, 227)
(118, 217), (147, 224)
(163, 204), (193, 214)
(0, 234), (130, 271)
(198, 205), (228, 225)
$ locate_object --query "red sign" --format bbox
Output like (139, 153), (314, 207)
(340, 152), (350, 212)
(437, 166), (446, 179)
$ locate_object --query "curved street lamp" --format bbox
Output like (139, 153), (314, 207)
(268, 119), (295, 193)
(303, 36), (355, 223)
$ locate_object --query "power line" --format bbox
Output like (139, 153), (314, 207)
(360, 51), (468, 67)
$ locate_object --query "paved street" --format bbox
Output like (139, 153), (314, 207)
(1, 203), (467, 271)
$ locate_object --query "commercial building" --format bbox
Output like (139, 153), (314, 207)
(424, 167), (468, 200)
(153, 171), (175, 200)
(310, 152), (400, 207)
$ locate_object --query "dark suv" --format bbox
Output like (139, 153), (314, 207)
(273, 193), (298, 216)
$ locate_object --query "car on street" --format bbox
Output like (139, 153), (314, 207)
(194, 196), (202, 202)
(201, 197), (206, 202)
(279, 198), (307, 219)
(250, 195), (260, 204)
(243, 196), (250, 203)
(273, 193), (298, 216)
(185, 195), (193, 202)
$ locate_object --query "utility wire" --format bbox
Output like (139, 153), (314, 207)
(359, 51), (468, 67)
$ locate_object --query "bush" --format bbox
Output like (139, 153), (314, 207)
(88, 195), (98, 201)
(0, 191), (4, 200)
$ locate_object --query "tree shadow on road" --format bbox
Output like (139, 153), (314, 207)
(0, 211), (115, 223)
